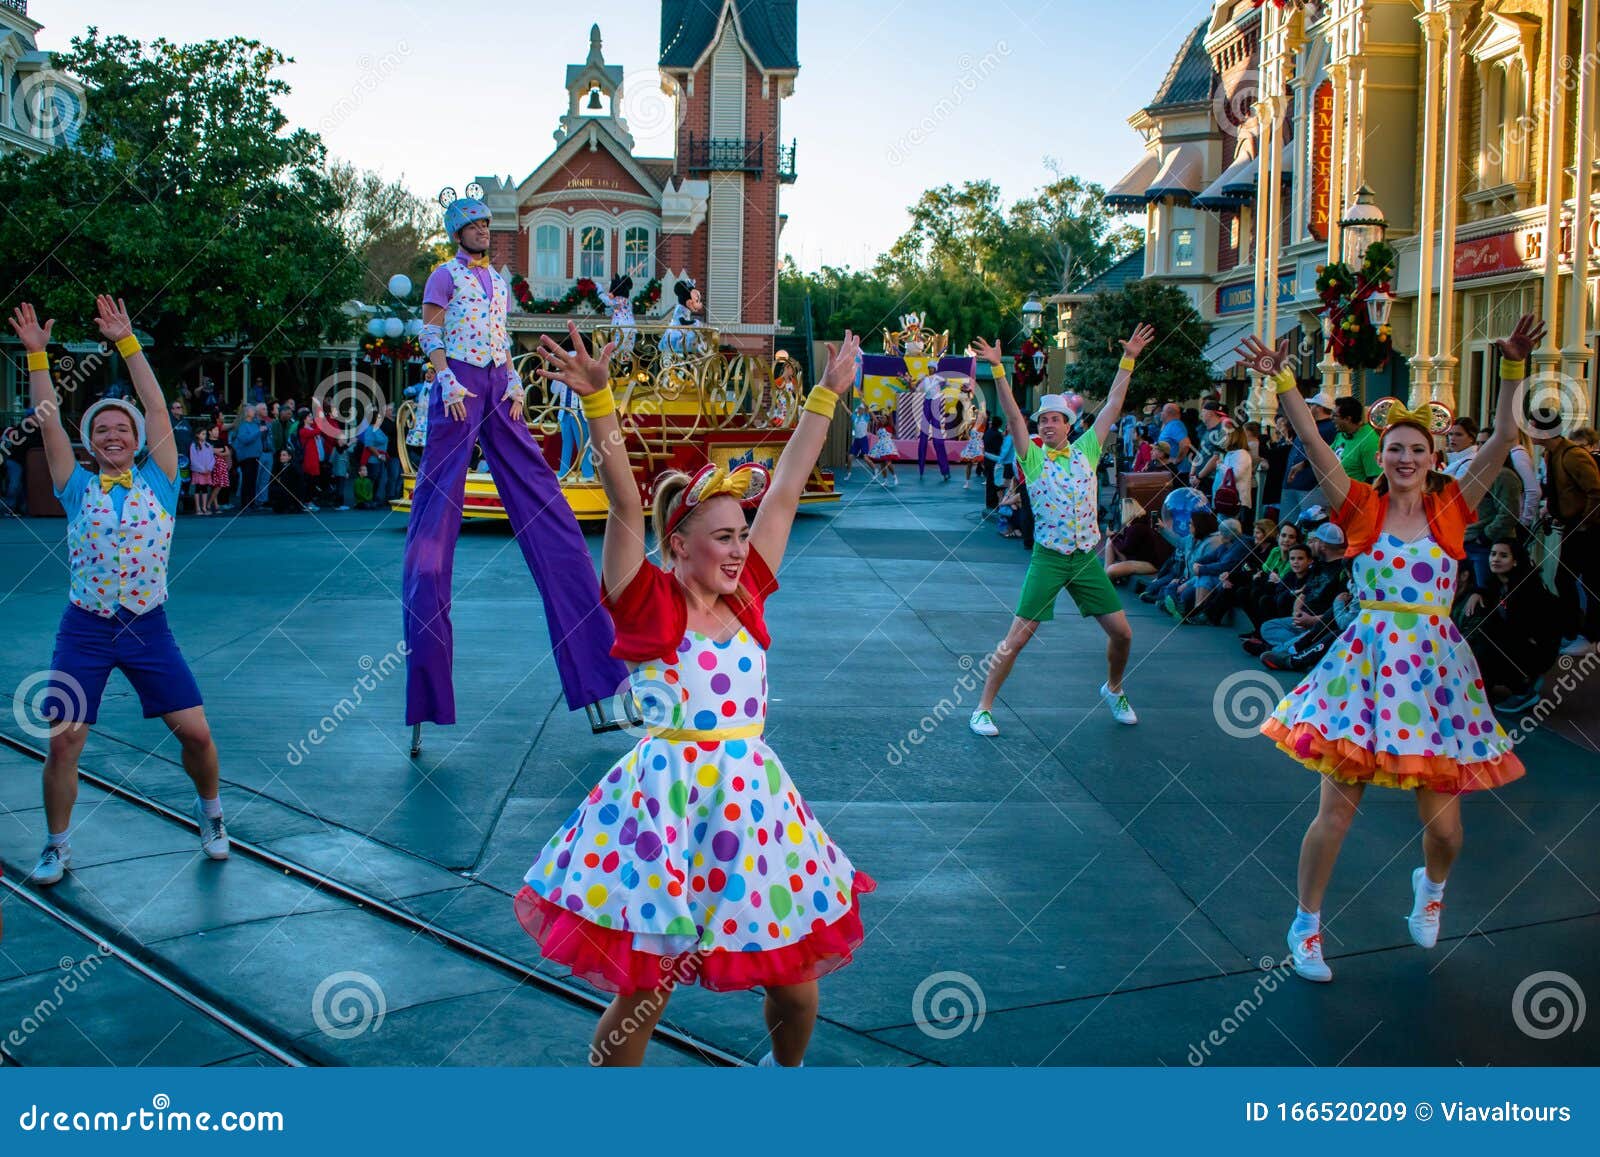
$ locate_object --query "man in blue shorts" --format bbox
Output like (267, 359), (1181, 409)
(8, 296), (229, 886)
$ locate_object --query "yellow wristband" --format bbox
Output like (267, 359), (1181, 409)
(1272, 367), (1298, 395)
(802, 385), (839, 420)
(115, 335), (141, 358)
(580, 386), (617, 420)
(1119, 356), (1136, 372)
(26, 350), (49, 372)
(1499, 358), (1526, 382)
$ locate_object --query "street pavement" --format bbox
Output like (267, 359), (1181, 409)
(1, 471), (1596, 1066)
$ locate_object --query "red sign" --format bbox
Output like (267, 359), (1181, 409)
(1453, 229), (1541, 282)
(1309, 81), (1333, 242)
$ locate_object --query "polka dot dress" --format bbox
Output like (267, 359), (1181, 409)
(1264, 533), (1524, 792)
(522, 629), (870, 965)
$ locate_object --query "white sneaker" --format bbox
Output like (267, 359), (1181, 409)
(195, 803), (230, 861)
(29, 843), (71, 886)
(1287, 927), (1332, 982)
(1559, 637), (1596, 657)
(1407, 866), (1442, 949)
(1099, 682), (1138, 725)
(969, 709), (999, 737)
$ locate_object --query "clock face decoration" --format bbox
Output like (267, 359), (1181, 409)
(465, 182), (484, 201)
(437, 186), (457, 207)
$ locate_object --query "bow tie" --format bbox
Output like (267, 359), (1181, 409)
(99, 470), (133, 492)
(464, 253), (491, 269)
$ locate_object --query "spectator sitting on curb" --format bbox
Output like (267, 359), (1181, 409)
(1245, 522), (1350, 661)
(1206, 517), (1278, 624)
(1140, 508), (1219, 607)
(1165, 516), (1251, 623)
(1104, 498), (1174, 585)
(1454, 537), (1562, 713)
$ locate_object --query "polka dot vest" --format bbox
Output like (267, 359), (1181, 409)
(67, 476), (173, 617)
(441, 261), (508, 368)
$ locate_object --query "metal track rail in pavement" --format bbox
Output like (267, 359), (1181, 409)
(0, 732), (743, 1067)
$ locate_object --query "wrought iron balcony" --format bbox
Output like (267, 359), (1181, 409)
(1, 0), (28, 14)
(778, 140), (797, 183)
(686, 133), (764, 176)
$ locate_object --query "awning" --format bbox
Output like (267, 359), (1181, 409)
(1195, 154), (1257, 208)
(1203, 315), (1302, 374)
(1143, 143), (1207, 203)
(1104, 152), (1161, 210)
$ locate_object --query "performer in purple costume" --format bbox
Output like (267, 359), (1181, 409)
(403, 197), (627, 741)
(916, 375), (952, 481)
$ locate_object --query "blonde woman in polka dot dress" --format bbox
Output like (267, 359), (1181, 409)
(1235, 316), (1542, 984)
(516, 322), (874, 1066)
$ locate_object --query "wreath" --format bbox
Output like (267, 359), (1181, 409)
(1315, 239), (1395, 370)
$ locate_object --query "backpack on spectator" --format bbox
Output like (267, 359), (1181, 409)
(1213, 467), (1240, 515)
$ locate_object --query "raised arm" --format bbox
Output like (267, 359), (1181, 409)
(1460, 314), (1544, 511)
(7, 304), (77, 489)
(750, 331), (862, 570)
(91, 296), (176, 481)
(1233, 335), (1351, 512)
(534, 322), (632, 598)
(971, 337), (1023, 446)
(1092, 323), (1155, 450)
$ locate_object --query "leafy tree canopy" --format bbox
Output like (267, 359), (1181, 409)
(0, 29), (364, 375)
(1063, 279), (1212, 406)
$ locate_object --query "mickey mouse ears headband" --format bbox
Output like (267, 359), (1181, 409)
(660, 462), (771, 540)
(1368, 396), (1454, 436)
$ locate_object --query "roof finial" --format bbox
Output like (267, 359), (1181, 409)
(588, 24), (604, 65)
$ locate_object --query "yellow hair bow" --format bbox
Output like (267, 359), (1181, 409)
(1368, 396), (1454, 435)
(663, 463), (771, 539)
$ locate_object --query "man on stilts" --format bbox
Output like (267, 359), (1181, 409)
(403, 197), (628, 752)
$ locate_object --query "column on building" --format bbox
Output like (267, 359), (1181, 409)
(1562, 0), (1597, 424)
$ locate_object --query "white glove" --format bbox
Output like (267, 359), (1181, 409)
(436, 367), (468, 406)
(501, 365), (526, 404)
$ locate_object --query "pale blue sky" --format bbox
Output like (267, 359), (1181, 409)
(33, 0), (1212, 269)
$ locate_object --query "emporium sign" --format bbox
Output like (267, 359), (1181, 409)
(1454, 215), (1600, 282)
(1309, 81), (1333, 242)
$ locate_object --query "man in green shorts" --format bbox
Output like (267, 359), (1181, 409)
(969, 322), (1155, 735)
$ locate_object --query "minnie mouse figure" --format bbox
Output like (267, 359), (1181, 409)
(599, 272), (638, 357)
(663, 277), (703, 366)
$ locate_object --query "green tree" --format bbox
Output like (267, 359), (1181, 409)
(0, 30), (362, 379)
(328, 160), (448, 304)
(1063, 280), (1212, 406)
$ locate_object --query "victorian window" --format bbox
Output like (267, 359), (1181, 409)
(623, 226), (651, 277)
(578, 225), (607, 280)
(534, 224), (563, 281)
(1469, 14), (1537, 193)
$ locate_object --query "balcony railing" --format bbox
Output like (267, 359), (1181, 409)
(686, 134), (764, 175)
(777, 140), (797, 183)
(1, 1), (27, 15)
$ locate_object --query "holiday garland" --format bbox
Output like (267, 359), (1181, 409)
(509, 274), (663, 317)
(1315, 239), (1395, 370)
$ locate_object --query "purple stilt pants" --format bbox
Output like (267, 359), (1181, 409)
(402, 358), (627, 726)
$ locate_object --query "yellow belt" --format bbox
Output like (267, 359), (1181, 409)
(1359, 600), (1442, 615)
(647, 721), (764, 742)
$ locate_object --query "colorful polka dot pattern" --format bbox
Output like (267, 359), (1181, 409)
(523, 629), (865, 955)
(1268, 533), (1515, 775)
(67, 478), (172, 618)
(442, 261), (508, 369)
(1024, 433), (1102, 554)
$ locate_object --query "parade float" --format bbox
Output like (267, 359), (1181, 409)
(856, 314), (983, 461)
(390, 303), (836, 521)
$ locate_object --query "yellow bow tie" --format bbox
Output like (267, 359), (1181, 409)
(99, 470), (133, 492)
(465, 253), (491, 269)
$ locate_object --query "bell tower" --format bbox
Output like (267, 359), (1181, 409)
(659, 0), (798, 355)
(556, 24), (633, 152)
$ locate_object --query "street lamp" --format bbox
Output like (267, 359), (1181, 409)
(1020, 295), (1043, 337)
(1338, 184), (1387, 267)
(1366, 286), (1396, 330)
